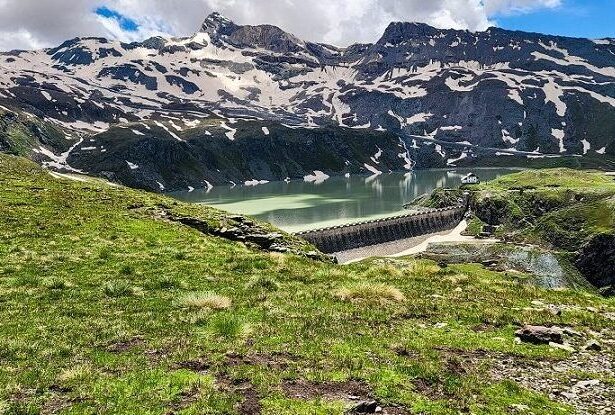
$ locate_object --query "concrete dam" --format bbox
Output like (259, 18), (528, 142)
(295, 205), (467, 254)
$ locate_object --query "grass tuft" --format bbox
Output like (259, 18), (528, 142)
(209, 314), (244, 338)
(149, 275), (184, 290)
(246, 275), (279, 292)
(43, 278), (70, 290)
(335, 283), (406, 304)
(180, 291), (232, 310)
(103, 280), (138, 298)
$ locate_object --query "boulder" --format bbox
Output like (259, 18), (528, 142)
(584, 340), (602, 351)
(515, 325), (563, 345)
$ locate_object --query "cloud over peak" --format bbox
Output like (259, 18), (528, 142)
(0, 0), (563, 51)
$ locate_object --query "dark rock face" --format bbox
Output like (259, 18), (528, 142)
(575, 233), (615, 291)
(471, 195), (517, 226)
(162, 209), (332, 261)
(65, 121), (408, 192)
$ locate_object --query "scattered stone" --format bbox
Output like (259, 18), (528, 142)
(510, 403), (530, 412)
(269, 243), (290, 253)
(481, 259), (499, 267)
(547, 305), (562, 316)
(245, 232), (283, 247)
(491, 344), (615, 415)
(560, 391), (577, 400)
(549, 342), (575, 352)
(515, 325), (563, 345)
(563, 327), (583, 337)
(574, 379), (600, 389)
(584, 340), (602, 351)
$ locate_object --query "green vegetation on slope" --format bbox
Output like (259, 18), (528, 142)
(465, 169), (615, 288)
(1, 155), (614, 414)
(470, 168), (615, 248)
(0, 108), (72, 157)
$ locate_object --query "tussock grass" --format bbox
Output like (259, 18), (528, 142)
(103, 280), (140, 298)
(180, 291), (232, 310)
(335, 283), (406, 304)
(57, 364), (93, 384)
(246, 275), (279, 292)
(210, 314), (245, 338)
(405, 260), (441, 277)
(43, 277), (70, 290)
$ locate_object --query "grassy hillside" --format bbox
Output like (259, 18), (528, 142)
(465, 169), (615, 289)
(1, 155), (614, 414)
(470, 169), (615, 244)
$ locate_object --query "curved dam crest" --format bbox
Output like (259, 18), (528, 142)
(294, 204), (467, 254)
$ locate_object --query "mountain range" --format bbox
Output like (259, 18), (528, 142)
(1, 12), (614, 192)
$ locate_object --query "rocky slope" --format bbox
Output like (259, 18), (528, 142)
(1, 12), (615, 190)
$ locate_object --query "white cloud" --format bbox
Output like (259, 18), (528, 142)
(0, 0), (563, 51)
(483, 0), (562, 15)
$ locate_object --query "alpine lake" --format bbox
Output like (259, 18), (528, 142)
(171, 168), (521, 233)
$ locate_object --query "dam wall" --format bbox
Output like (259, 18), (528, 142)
(295, 205), (467, 254)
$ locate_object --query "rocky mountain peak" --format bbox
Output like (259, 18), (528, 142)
(378, 21), (441, 44)
(200, 12), (238, 37)
(199, 11), (306, 53)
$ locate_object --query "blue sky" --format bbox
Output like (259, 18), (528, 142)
(95, 6), (139, 32)
(495, 0), (615, 38)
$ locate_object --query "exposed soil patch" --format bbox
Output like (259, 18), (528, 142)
(282, 379), (372, 401)
(392, 345), (420, 358)
(41, 386), (85, 415)
(166, 385), (200, 415)
(41, 397), (80, 415)
(105, 336), (144, 353)
(144, 348), (170, 364)
(217, 374), (262, 415)
(174, 358), (210, 373)
(224, 351), (298, 370)
(282, 379), (409, 414)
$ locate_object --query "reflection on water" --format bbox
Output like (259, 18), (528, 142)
(171, 168), (519, 233)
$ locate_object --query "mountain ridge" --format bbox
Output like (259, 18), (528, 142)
(0, 11), (614, 192)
